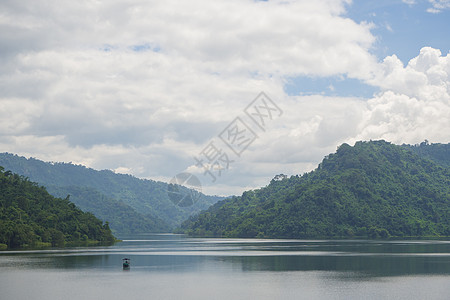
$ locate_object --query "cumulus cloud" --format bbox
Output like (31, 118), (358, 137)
(0, 0), (377, 76)
(354, 47), (450, 145)
(369, 47), (449, 101)
(401, 0), (450, 13)
(0, 0), (448, 195)
(356, 91), (450, 143)
(427, 0), (450, 13)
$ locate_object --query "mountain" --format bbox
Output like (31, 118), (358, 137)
(46, 185), (169, 234)
(403, 141), (450, 167)
(0, 167), (115, 249)
(178, 140), (450, 238)
(0, 153), (225, 233)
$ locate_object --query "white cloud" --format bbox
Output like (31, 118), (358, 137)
(402, 0), (450, 13)
(0, 0), (448, 195)
(369, 47), (449, 102)
(0, 0), (377, 77)
(355, 47), (450, 145)
(427, 0), (450, 13)
(356, 91), (450, 144)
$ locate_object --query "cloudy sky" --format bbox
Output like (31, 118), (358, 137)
(1, 0), (449, 196)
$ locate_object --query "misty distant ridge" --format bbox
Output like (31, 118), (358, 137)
(0, 153), (225, 234)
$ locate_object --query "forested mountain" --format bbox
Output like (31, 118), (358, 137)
(0, 154), (224, 233)
(178, 141), (450, 238)
(0, 167), (115, 249)
(47, 185), (169, 234)
(403, 141), (450, 167)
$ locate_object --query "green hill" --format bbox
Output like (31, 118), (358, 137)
(403, 141), (450, 167)
(178, 141), (450, 238)
(0, 167), (115, 249)
(0, 153), (224, 233)
(46, 185), (169, 234)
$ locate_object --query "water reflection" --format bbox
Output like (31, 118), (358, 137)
(1, 235), (450, 300)
(1, 235), (450, 277)
(222, 254), (450, 276)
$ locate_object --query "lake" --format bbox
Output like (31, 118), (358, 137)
(1, 234), (450, 300)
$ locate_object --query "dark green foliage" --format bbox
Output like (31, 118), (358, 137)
(0, 167), (116, 248)
(403, 140), (450, 167)
(178, 141), (450, 239)
(0, 153), (224, 233)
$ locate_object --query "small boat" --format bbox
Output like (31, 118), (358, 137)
(122, 258), (130, 270)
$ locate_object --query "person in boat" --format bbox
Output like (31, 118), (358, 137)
(123, 258), (130, 268)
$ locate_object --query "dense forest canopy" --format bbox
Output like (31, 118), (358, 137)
(403, 141), (450, 167)
(178, 141), (450, 239)
(0, 167), (115, 249)
(0, 153), (225, 233)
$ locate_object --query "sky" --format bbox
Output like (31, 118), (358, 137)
(0, 0), (449, 196)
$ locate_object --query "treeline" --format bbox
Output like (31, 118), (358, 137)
(178, 141), (450, 239)
(0, 167), (115, 249)
(403, 140), (450, 167)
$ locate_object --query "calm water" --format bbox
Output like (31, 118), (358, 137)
(1, 235), (450, 300)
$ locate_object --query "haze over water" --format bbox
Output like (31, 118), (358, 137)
(1, 234), (450, 300)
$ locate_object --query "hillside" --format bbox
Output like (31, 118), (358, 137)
(0, 167), (115, 249)
(178, 141), (450, 238)
(47, 185), (169, 234)
(0, 154), (225, 233)
(403, 141), (450, 167)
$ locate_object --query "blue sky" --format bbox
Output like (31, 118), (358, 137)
(346, 0), (450, 62)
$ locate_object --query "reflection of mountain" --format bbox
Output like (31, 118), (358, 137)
(180, 140), (450, 238)
(0, 153), (225, 234)
(204, 239), (450, 276)
(222, 251), (450, 276)
(5, 235), (449, 277)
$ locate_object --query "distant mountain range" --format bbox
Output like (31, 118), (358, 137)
(178, 141), (450, 238)
(0, 153), (225, 234)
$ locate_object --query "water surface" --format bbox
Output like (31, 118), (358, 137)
(1, 234), (449, 300)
